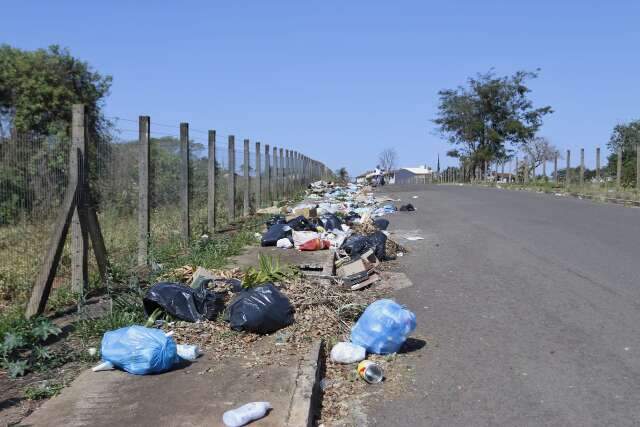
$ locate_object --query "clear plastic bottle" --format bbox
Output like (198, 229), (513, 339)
(222, 402), (272, 427)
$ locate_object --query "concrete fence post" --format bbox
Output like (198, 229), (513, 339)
(542, 159), (546, 179)
(279, 148), (285, 199)
(228, 136), (236, 221)
(243, 139), (250, 216)
(515, 157), (519, 183)
(255, 141), (261, 209)
(71, 104), (88, 293)
(180, 123), (190, 242)
(207, 130), (216, 233)
(524, 158), (529, 184)
(554, 153), (558, 184)
(636, 143), (640, 190)
(138, 116), (150, 266)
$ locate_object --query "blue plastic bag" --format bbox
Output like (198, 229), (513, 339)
(100, 326), (179, 375)
(350, 299), (416, 354)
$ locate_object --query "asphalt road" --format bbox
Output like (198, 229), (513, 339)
(367, 184), (640, 427)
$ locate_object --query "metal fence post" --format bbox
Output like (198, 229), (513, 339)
(255, 141), (261, 209)
(71, 104), (88, 294)
(265, 144), (271, 205)
(243, 139), (250, 216)
(180, 123), (190, 242)
(138, 116), (150, 266)
(207, 130), (216, 232)
(228, 136), (236, 221)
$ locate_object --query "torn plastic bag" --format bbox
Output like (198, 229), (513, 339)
(143, 282), (225, 322)
(399, 204), (415, 212)
(226, 283), (295, 334)
(320, 214), (343, 231)
(100, 326), (178, 375)
(373, 218), (389, 230)
(343, 231), (388, 260)
(261, 224), (292, 246)
(287, 215), (318, 232)
(265, 215), (287, 228)
(343, 211), (361, 225)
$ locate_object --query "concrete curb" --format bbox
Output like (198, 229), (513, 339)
(286, 339), (324, 427)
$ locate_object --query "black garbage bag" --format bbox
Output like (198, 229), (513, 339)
(143, 282), (225, 322)
(343, 231), (388, 261)
(343, 211), (361, 225)
(261, 223), (292, 246)
(373, 218), (389, 230)
(265, 215), (287, 228)
(226, 283), (295, 334)
(399, 204), (415, 212)
(320, 214), (342, 231)
(287, 215), (317, 232)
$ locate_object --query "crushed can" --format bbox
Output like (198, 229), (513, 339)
(357, 360), (384, 383)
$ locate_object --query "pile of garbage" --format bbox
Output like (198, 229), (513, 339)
(259, 180), (408, 289)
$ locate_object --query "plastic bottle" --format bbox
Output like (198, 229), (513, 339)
(222, 401), (272, 427)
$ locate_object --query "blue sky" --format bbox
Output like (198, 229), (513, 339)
(2, 1), (639, 175)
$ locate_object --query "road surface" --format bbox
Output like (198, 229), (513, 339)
(367, 184), (640, 426)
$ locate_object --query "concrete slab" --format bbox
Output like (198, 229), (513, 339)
(228, 246), (333, 270)
(23, 342), (299, 427)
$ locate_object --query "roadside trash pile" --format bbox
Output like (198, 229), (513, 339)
(90, 180), (418, 427)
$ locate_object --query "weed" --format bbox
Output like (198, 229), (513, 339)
(242, 253), (298, 288)
(24, 381), (64, 400)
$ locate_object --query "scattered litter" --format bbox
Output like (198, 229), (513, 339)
(223, 401), (272, 427)
(404, 236), (424, 241)
(261, 224), (292, 246)
(357, 360), (384, 383)
(330, 342), (366, 364)
(88, 347), (97, 356)
(99, 326), (178, 375)
(412, 196), (419, 199)
(399, 204), (415, 212)
(143, 281), (226, 322)
(227, 283), (295, 334)
(351, 299), (417, 354)
(176, 344), (202, 361)
(397, 252), (403, 257)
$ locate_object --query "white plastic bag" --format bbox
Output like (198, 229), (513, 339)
(276, 238), (293, 248)
(223, 401), (272, 427)
(176, 344), (202, 361)
(330, 342), (366, 364)
(292, 230), (319, 248)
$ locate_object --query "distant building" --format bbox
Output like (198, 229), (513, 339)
(392, 165), (433, 184)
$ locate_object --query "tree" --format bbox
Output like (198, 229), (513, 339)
(606, 120), (639, 186)
(434, 70), (552, 178)
(523, 136), (560, 168)
(335, 167), (349, 183)
(378, 148), (397, 172)
(0, 44), (112, 139)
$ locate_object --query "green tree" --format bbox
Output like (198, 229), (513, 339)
(335, 167), (349, 183)
(0, 44), (112, 139)
(434, 70), (552, 179)
(605, 120), (639, 186)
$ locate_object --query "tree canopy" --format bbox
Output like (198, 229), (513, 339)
(434, 70), (552, 173)
(605, 120), (639, 186)
(0, 44), (112, 139)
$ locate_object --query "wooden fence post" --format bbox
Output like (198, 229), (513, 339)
(279, 148), (285, 198)
(255, 141), (262, 209)
(138, 116), (150, 266)
(71, 104), (88, 294)
(228, 136), (236, 221)
(265, 144), (271, 205)
(207, 130), (216, 232)
(566, 149), (571, 189)
(272, 146), (278, 201)
(596, 147), (601, 181)
(580, 148), (585, 187)
(243, 139), (250, 216)
(180, 123), (190, 241)
(617, 146), (623, 190)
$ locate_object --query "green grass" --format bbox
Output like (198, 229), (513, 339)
(24, 380), (64, 400)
